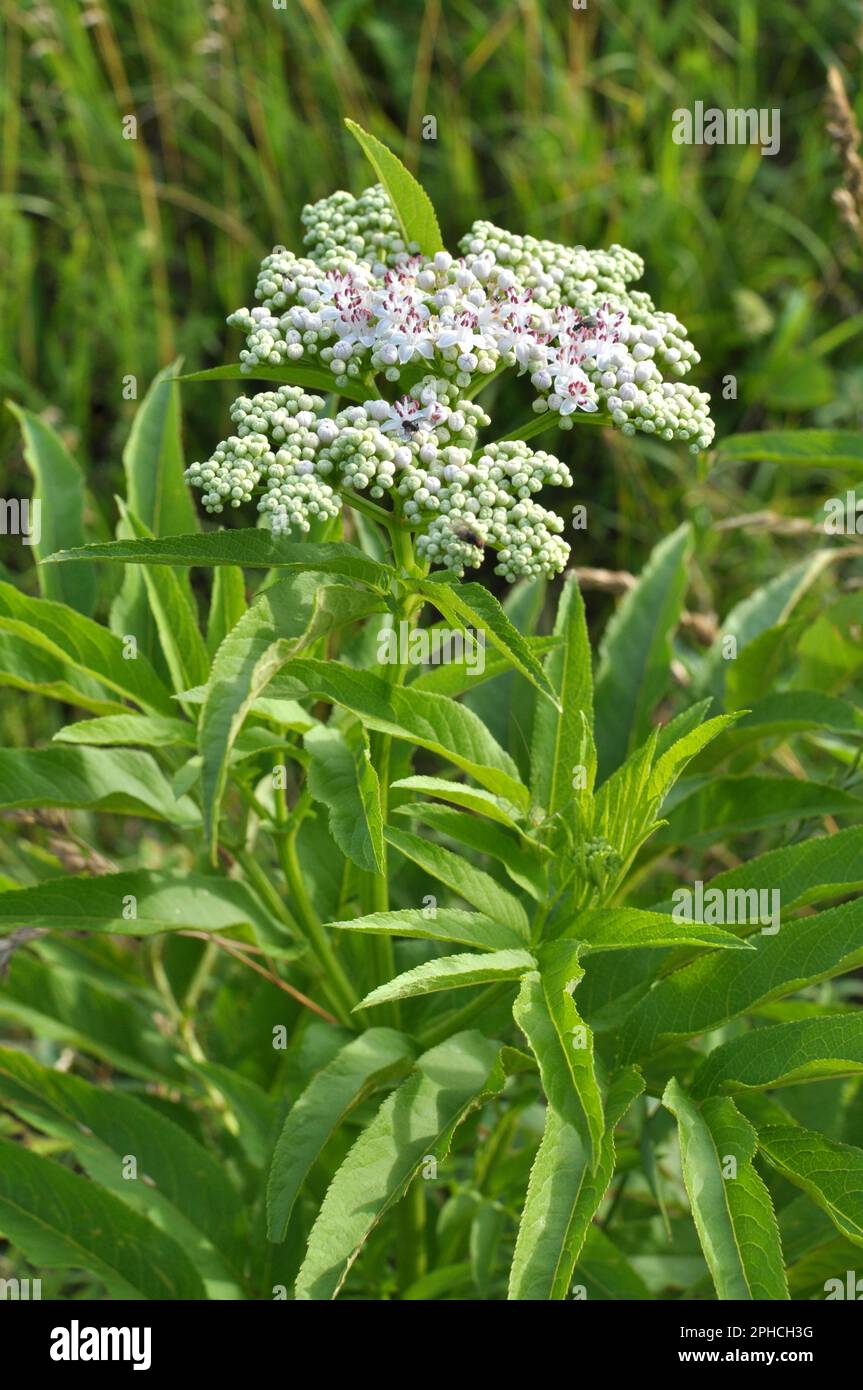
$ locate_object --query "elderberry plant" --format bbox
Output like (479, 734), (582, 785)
(1, 124), (862, 1307)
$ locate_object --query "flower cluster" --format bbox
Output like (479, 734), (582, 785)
(227, 184), (714, 450)
(189, 182), (716, 580)
(186, 377), (572, 580)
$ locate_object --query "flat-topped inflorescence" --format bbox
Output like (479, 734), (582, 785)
(193, 181), (715, 578)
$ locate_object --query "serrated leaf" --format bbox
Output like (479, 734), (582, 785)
(266, 659), (530, 809)
(267, 1028), (415, 1241)
(758, 1125), (863, 1247)
(565, 906), (754, 954)
(359, 948), (535, 1010)
(0, 747), (199, 825)
(513, 946), (603, 1169)
(296, 1031), (509, 1299)
(54, 713), (195, 748)
(393, 800), (545, 899)
(693, 1016), (863, 1097)
(46, 531), (393, 592)
(654, 775), (863, 847)
(327, 908), (526, 952)
(7, 401), (97, 615)
(595, 524), (692, 779)
(620, 897), (863, 1062)
(384, 824), (529, 936)
(0, 1137), (205, 1298)
(508, 1067), (643, 1300)
(662, 1080), (788, 1299)
(345, 120), (444, 257)
(305, 722), (384, 874)
(391, 775), (522, 827)
(531, 575), (593, 817)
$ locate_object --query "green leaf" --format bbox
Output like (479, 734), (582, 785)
(393, 800), (545, 899)
(508, 1067), (643, 1300)
(758, 1125), (863, 1247)
(0, 632), (128, 715)
(344, 119), (444, 257)
(649, 713), (740, 796)
(408, 579), (558, 705)
(693, 1015), (863, 1097)
(327, 908), (527, 953)
(358, 948), (535, 1010)
(575, 1226), (651, 1300)
(390, 776), (522, 828)
(179, 361), (375, 402)
(384, 824), (529, 937)
(116, 502), (210, 697)
(0, 748), (199, 825)
(54, 713), (195, 749)
(296, 1031), (510, 1299)
(0, 869), (290, 954)
(0, 1137), (206, 1298)
(696, 551), (836, 705)
(411, 635), (557, 698)
(620, 897), (863, 1062)
(654, 776), (863, 847)
(0, 581), (175, 715)
(513, 945), (603, 1169)
(46, 531), (393, 593)
(0, 1047), (244, 1294)
(207, 564), (246, 655)
(717, 430), (863, 469)
(269, 659), (530, 809)
(566, 906), (754, 954)
(7, 401), (97, 615)
(267, 1028), (415, 1241)
(305, 722), (384, 875)
(200, 575), (386, 852)
(531, 575), (594, 816)
(595, 523), (692, 779)
(693, 692), (863, 768)
(662, 1080), (788, 1300)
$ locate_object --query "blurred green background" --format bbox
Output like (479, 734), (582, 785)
(1, 0), (861, 582)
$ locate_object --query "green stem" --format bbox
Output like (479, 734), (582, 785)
(397, 1178), (427, 1294)
(416, 982), (515, 1051)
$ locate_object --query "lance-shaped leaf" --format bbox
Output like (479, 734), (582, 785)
(268, 658), (530, 808)
(508, 1067), (643, 1300)
(0, 633), (128, 715)
(566, 906), (753, 954)
(594, 523), (692, 779)
(531, 575), (593, 817)
(179, 361), (376, 402)
(345, 119), (444, 257)
(111, 362), (199, 671)
(46, 531), (393, 592)
(207, 564), (246, 655)
(620, 897), (863, 1062)
(0, 747), (199, 825)
(716, 429), (863, 469)
(54, 713), (195, 749)
(0, 1047), (244, 1295)
(384, 824), (529, 937)
(200, 574), (386, 853)
(513, 943), (604, 1170)
(0, 581), (174, 715)
(358, 948), (535, 1010)
(411, 635), (557, 698)
(7, 401), (97, 615)
(693, 691), (863, 769)
(393, 800), (545, 900)
(267, 1029), (415, 1242)
(0, 870), (291, 955)
(651, 825), (863, 917)
(390, 775), (522, 829)
(576, 1226), (651, 1300)
(296, 1031), (512, 1299)
(693, 1015), (863, 1098)
(327, 908), (526, 953)
(663, 1080), (788, 1300)
(407, 579), (558, 705)
(653, 775), (863, 848)
(0, 1137), (205, 1298)
(305, 722), (384, 875)
(116, 501), (210, 697)
(757, 1125), (863, 1247)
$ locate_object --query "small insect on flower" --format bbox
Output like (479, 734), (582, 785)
(454, 524), (486, 549)
(400, 419), (422, 436)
